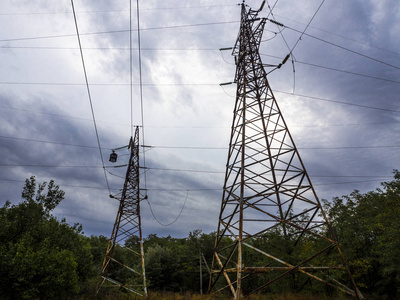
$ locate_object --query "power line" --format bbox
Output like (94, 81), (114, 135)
(144, 179), (397, 193)
(144, 167), (394, 179)
(0, 5), (236, 16)
(274, 90), (400, 114)
(265, 0), (280, 19)
(1, 78), (399, 113)
(259, 53), (400, 85)
(265, 0), (292, 54)
(130, 0), (134, 138)
(0, 177), (113, 190)
(0, 21), (239, 43)
(297, 59), (400, 84)
(3, 102), (400, 128)
(289, 0), (326, 53)
(143, 166), (224, 174)
(136, 0), (147, 192)
(145, 187), (220, 191)
(71, 0), (111, 194)
(0, 163), (103, 168)
(283, 24), (400, 71)
(0, 176), (391, 192)
(143, 145), (226, 150)
(0, 81), (216, 86)
(1, 46), (397, 84)
(142, 144), (400, 151)
(145, 190), (189, 226)
(1, 158), (398, 173)
(4, 10), (396, 60)
(273, 13), (400, 58)
(314, 179), (389, 186)
(0, 135), (111, 150)
(0, 46), (218, 51)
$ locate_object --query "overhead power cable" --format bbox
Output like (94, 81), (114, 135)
(273, 13), (400, 58)
(0, 163), (103, 168)
(273, 90), (400, 113)
(3, 103), (400, 128)
(145, 190), (189, 226)
(145, 187), (220, 192)
(260, 53), (400, 85)
(0, 4), (235, 16)
(0, 45), (218, 51)
(130, 0), (133, 137)
(1, 80), (399, 113)
(0, 135), (111, 150)
(314, 179), (390, 186)
(142, 144), (400, 151)
(71, 0), (111, 194)
(2, 158), (399, 174)
(289, 0), (326, 53)
(265, 0), (324, 91)
(266, 0), (292, 54)
(1, 46), (397, 83)
(0, 81), (217, 86)
(0, 21), (239, 43)
(136, 0), (147, 192)
(284, 25), (400, 71)
(0, 176), (390, 191)
(265, 0), (280, 19)
(1, 160), (399, 172)
(0, 177), (116, 190)
(143, 166), (224, 174)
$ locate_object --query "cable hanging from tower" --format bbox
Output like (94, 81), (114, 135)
(130, 0), (134, 138)
(289, 0), (326, 54)
(135, 0), (147, 192)
(70, 0), (111, 196)
(144, 190), (190, 226)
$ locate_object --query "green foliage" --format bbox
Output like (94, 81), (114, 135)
(22, 176), (65, 214)
(87, 234), (109, 270)
(141, 231), (216, 293)
(323, 170), (400, 297)
(2, 173), (400, 298)
(0, 176), (94, 299)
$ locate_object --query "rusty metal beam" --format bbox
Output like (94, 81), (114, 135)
(97, 126), (147, 296)
(209, 3), (362, 299)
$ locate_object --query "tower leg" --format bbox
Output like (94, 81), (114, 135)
(209, 4), (362, 299)
(97, 126), (147, 296)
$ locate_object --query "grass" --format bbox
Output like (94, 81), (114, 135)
(140, 291), (347, 300)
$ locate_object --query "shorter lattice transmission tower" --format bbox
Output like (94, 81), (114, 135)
(97, 126), (147, 296)
(208, 2), (362, 299)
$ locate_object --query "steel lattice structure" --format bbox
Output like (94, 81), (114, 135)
(97, 126), (147, 296)
(208, 3), (362, 299)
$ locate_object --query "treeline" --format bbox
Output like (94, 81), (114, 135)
(1, 173), (400, 299)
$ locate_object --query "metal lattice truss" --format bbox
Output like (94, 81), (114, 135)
(209, 4), (361, 299)
(97, 126), (147, 296)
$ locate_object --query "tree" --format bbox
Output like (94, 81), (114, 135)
(21, 176), (65, 213)
(0, 176), (94, 299)
(323, 170), (400, 298)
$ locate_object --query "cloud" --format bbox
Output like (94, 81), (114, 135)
(1, 0), (400, 239)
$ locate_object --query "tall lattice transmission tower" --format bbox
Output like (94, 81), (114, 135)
(208, 3), (362, 299)
(97, 126), (147, 296)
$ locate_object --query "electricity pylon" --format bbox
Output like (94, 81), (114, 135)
(97, 126), (147, 296)
(208, 3), (362, 299)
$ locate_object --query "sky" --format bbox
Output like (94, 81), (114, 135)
(1, 0), (400, 238)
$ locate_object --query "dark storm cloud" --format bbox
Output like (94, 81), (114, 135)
(1, 0), (400, 238)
